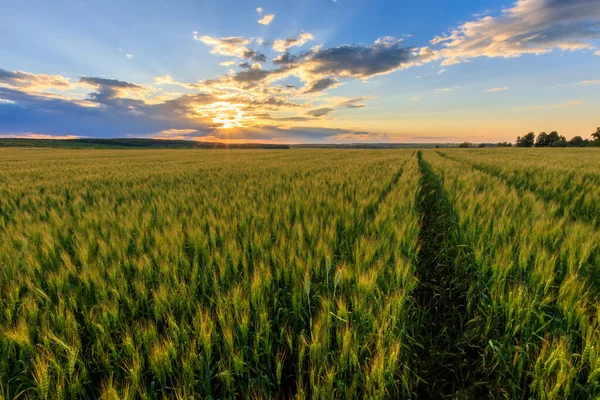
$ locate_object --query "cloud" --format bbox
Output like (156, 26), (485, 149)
(0, 84), (387, 143)
(220, 61), (237, 66)
(304, 37), (423, 79)
(79, 77), (147, 106)
(256, 7), (263, 14)
(273, 33), (314, 52)
(232, 68), (272, 84)
(243, 49), (267, 62)
(558, 79), (600, 86)
(126, 53), (134, 59)
(304, 78), (340, 93)
(434, 86), (460, 93)
(258, 14), (275, 25)
(596, 50), (600, 55)
(0, 133), (81, 140)
(335, 97), (371, 108)
(195, 34), (252, 58)
(273, 52), (299, 65)
(437, 68), (446, 75)
(432, 0), (600, 66)
(1, 32), (428, 141)
(486, 86), (509, 92)
(306, 107), (335, 117)
(80, 77), (141, 89)
(0, 68), (74, 92)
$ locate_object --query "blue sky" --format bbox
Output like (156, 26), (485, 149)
(0, 0), (599, 143)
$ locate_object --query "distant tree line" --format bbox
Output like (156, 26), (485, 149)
(513, 127), (600, 148)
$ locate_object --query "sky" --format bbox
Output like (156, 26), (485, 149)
(0, 0), (599, 143)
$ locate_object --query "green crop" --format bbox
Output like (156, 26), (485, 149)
(0, 147), (599, 399)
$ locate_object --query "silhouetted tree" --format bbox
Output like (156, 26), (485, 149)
(496, 142), (513, 147)
(547, 131), (564, 147)
(553, 137), (567, 147)
(536, 132), (549, 147)
(567, 136), (585, 147)
(593, 127), (600, 142)
(516, 132), (535, 147)
(458, 142), (472, 148)
(478, 143), (487, 148)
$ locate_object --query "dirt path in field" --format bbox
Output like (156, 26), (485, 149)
(413, 152), (487, 399)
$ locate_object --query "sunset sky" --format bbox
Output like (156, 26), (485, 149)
(1, 0), (599, 143)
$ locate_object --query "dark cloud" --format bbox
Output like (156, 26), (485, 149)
(307, 38), (416, 78)
(0, 68), (18, 80)
(273, 52), (299, 65)
(79, 77), (142, 89)
(238, 62), (252, 69)
(233, 68), (272, 84)
(0, 87), (201, 137)
(243, 50), (267, 63)
(304, 78), (340, 93)
(337, 97), (369, 108)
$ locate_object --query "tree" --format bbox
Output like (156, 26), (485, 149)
(593, 127), (600, 142)
(553, 137), (567, 147)
(478, 143), (487, 148)
(536, 132), (549, 147)
(516, 132), (535, 147)
(496, 142), (512, 147)
(547, 131), (564, 147)
(458, 142), (472, 148)
(568, 136), (585, 147)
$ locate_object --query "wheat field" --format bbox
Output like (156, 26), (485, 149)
(1, 148), (599, 399)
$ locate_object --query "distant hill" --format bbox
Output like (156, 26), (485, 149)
(0, 138), (290, 149)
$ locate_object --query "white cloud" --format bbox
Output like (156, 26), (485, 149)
(194, 34), (254, 59)
(126, 53), (134, 59)
(258, 14), (275, 25)
(434, 86), (460, 94)
(273, 32), (314, 52)
(220, 61), (237, 66)
(595, 50), (600, 55)
(559, 79), (600, 86)
(0, 68), (75, 92)
(432, 0), (600, 66)
(256, 7), (263, 14)
(486, 86), (509, 92)
(437, 68), (446, 75)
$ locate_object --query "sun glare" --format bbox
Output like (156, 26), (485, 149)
(196, 101), (248, 129)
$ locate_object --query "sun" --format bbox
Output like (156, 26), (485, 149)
(198, 101), (247, 129)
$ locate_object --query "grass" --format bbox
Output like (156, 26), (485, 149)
(0, 147), (599, 398)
